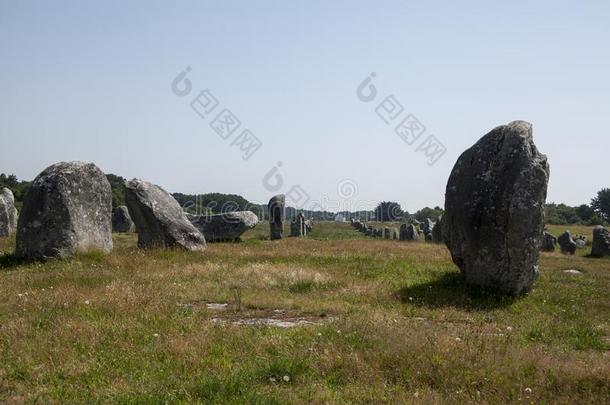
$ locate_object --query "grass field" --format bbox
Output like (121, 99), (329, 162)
(0, 222), (609, 404)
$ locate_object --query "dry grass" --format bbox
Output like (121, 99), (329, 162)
(0, 222), (608, 404)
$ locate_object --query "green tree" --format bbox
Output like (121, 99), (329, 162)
(106, 174), (127, 208)
(173, 192), (262, 218)
(591, 188), (610, 222)
(374, 201), (403, 222)
(575, 204), (594, 222)
(0, 173), (31, 208)
(413, 206), (444, 222)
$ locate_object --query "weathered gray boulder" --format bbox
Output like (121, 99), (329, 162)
(305, 220), (313, 233)
(540, 231), (557, 252)
(0, 188), (18, 237)
(187, 211), (258, 242)
(16, 162), (113, 259)
(269, 194), (285, 240)
(399, 224), (419, 241)
(591, 226), (610, 257)
(432, 215), (443, 243)
(290, 213), (306, 237)
(444, 121), (550, 296)
(574, 236), (587, 249)
(558, 231), (577, 255)
(126, 179), (206, 251)
(112, 205), (135, 233)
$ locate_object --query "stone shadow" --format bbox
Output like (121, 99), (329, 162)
(0, 253), (31, 270)
(397, 272), (517, 311)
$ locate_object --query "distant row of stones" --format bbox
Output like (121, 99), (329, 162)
(350, 217), (444, 243)
(541, 230), (587, 254)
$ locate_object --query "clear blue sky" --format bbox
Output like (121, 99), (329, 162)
(1, 0), (608, 212)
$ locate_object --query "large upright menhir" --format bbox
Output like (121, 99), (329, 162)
(16, 161), (113, 260)
(444, 121), (550, 296)
(268, 194), (285, 240)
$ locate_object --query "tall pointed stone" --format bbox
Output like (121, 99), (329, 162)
(268, 194), (285, 240)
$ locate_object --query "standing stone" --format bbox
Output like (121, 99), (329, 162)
(16, 162), (113, 259)
(187, 211), (258, 242)
(126, 179), (205, 251)
(399, 224), (419, 241)
(557, 231), (577, 255)
(591, 226), (610, 257)
(269, 194), (285, 240)
(0, 188), (18, 237)
(540, 231), (557, 252)
(112, 206), (135, 233)
(422, 218), (434, 237)
(390, 227), (400, 240)
(290, 213), (306, 237)
(444, 121), (550, 296)
(432, 215), (443, 243)
(383, 227), (391, 239)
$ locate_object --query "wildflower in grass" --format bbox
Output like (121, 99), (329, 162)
(283, 375), (290, 382)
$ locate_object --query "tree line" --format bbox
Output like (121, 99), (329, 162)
(1, 173), (609, 225)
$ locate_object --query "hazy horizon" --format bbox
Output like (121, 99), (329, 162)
(1, 1), (608, 211)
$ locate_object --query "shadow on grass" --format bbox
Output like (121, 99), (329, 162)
(0, 253), (32, 270)
(397, 271), (517, 311)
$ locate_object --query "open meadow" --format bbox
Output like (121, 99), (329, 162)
(0, 222), (609, 404)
